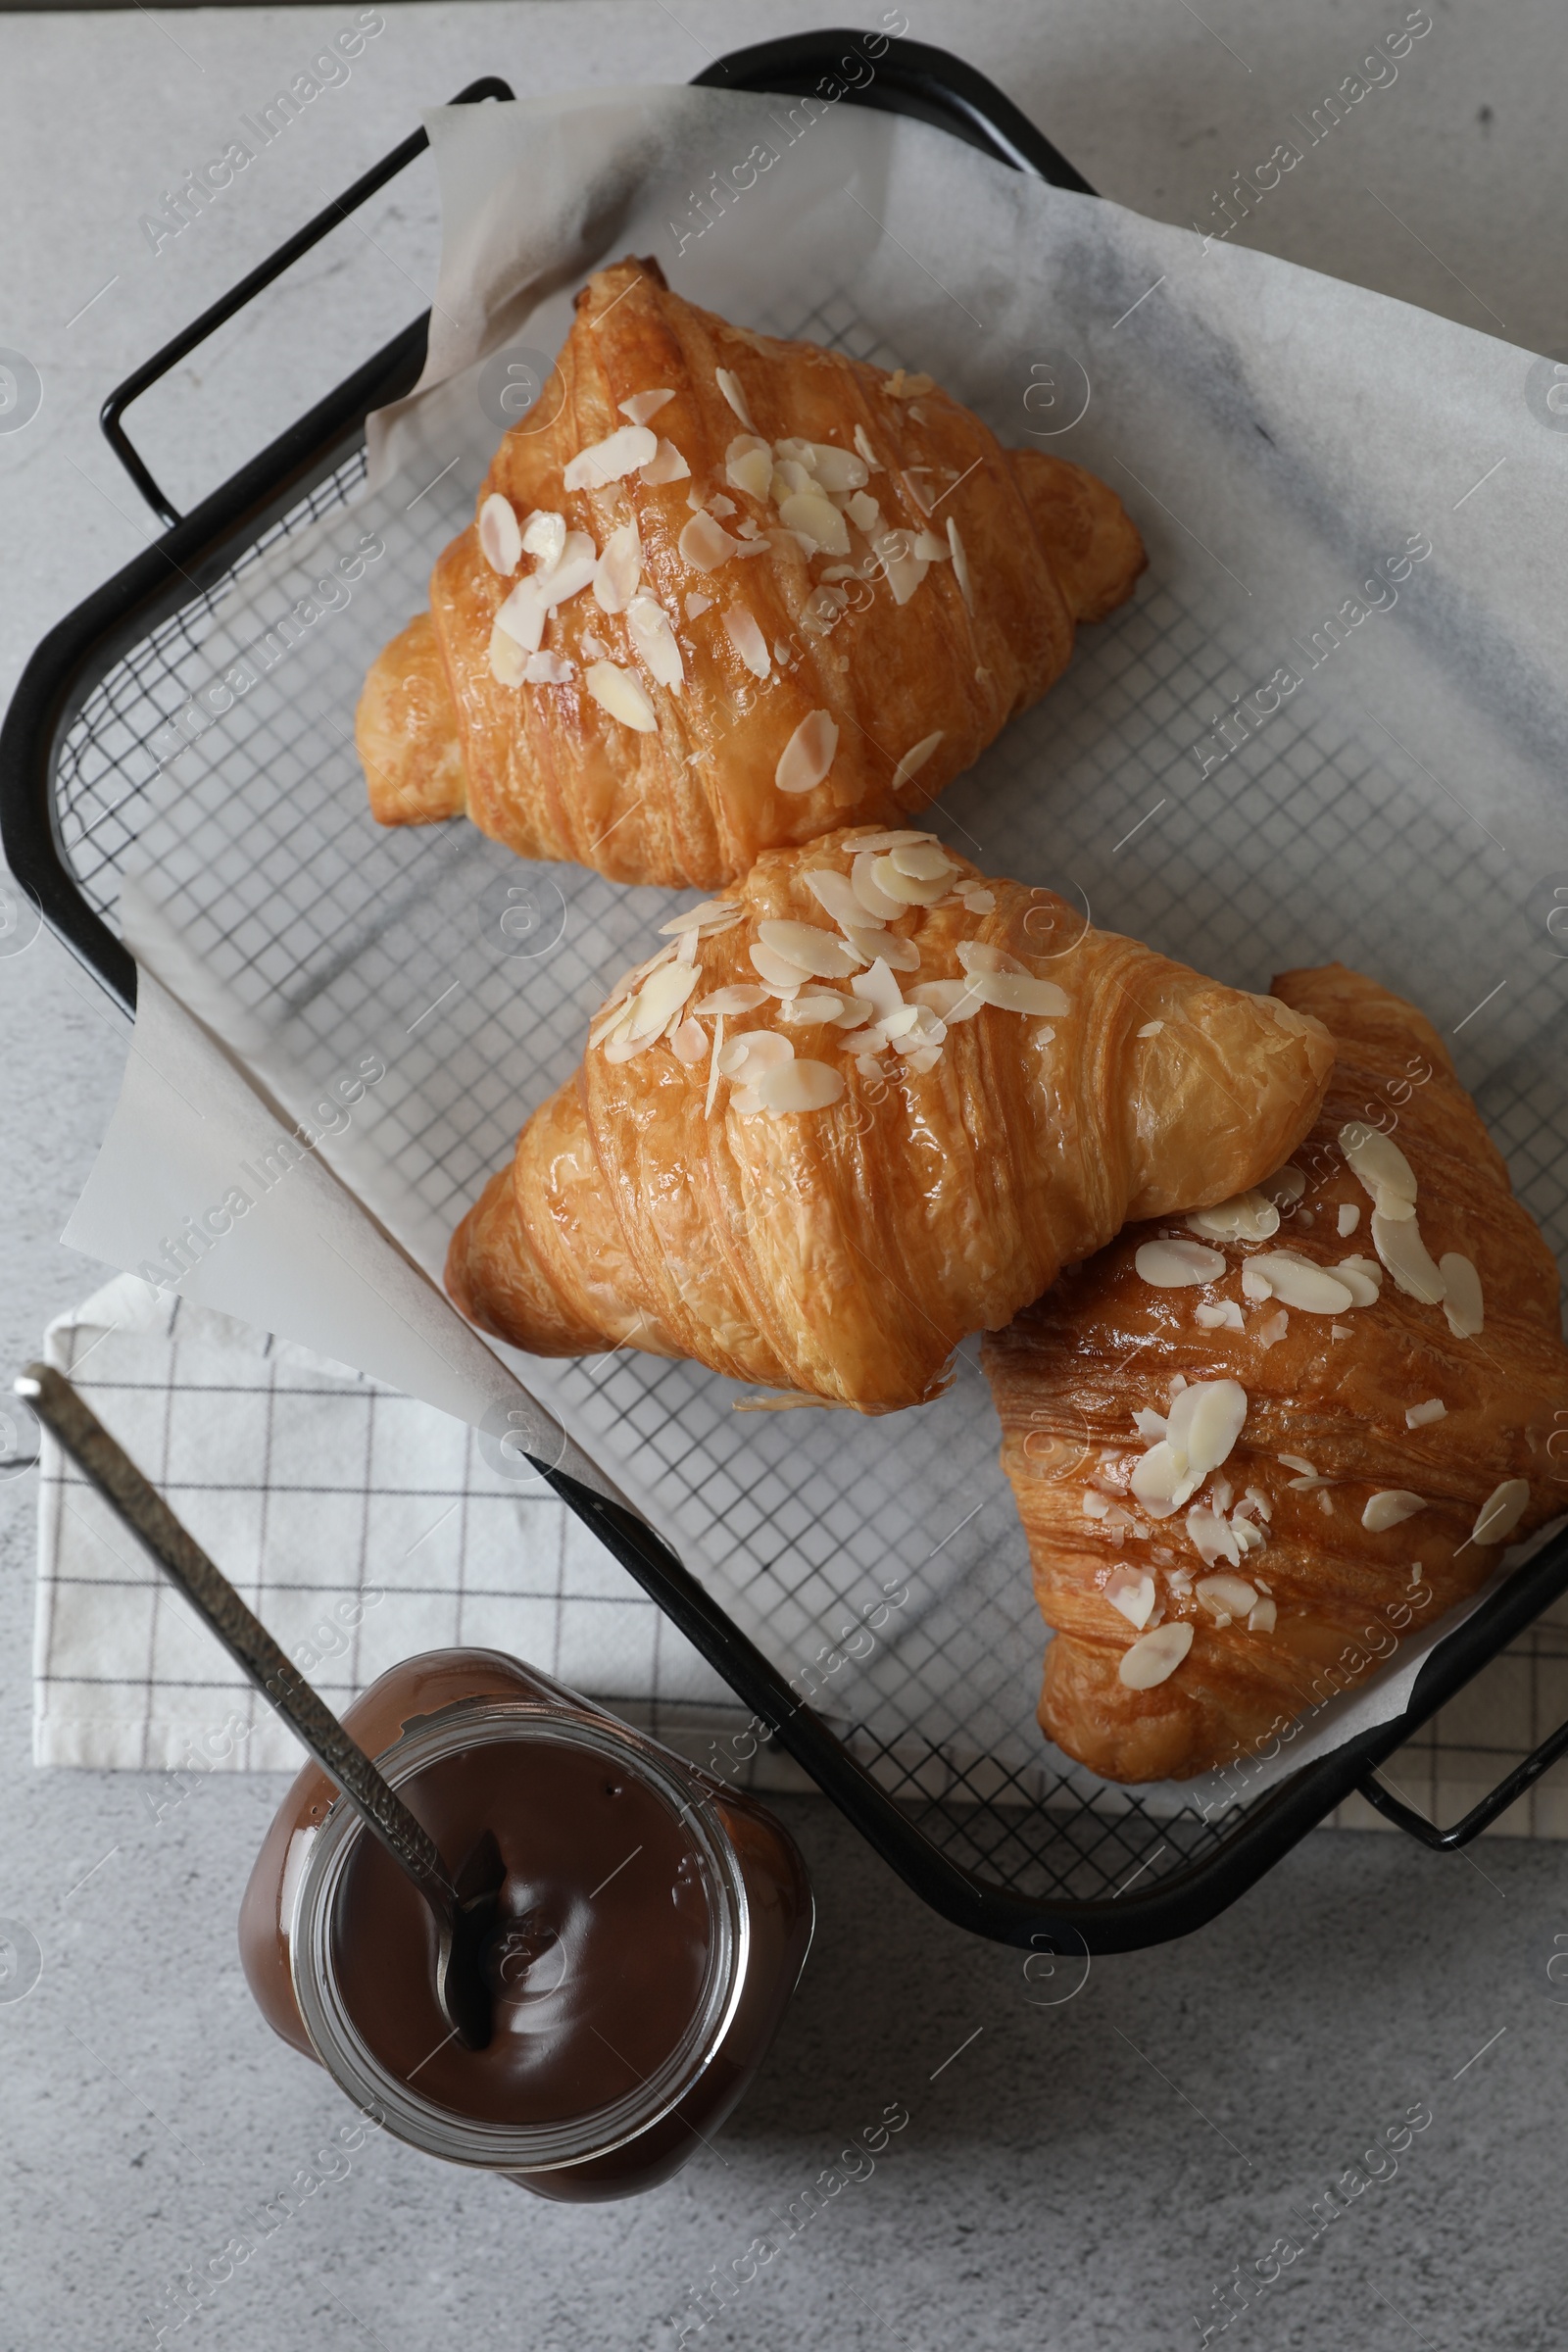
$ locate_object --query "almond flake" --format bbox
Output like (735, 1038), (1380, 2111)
(1136, 1238), (1225, 1289)
(536, 529), (598, 606)
(679, 512), (739, 571)
(1137, 1019), (1164, 1038)
(715, 368), (756, 429)
(1363, 1490), (1425, 1532)
(1341, 1122), (1417, 1205)
(524, 651), (575, 685)
(1118, 1621), (1194, 1690)
(670, 1017), (707, 1064)
(775, 710), (839, 796)
(1254, 1309), (1289, 1349)
(804, 869), (865, 932)
(627, 593), (685, 691)
(1186, 1190), (1280, 1244)
(564, 423), (658, 490)
(1266, 1165), (1307, 1205)
(640, 439), (690, 485)
(478, 494), (522, 575)
(779, 490), (851, 556)
(684, 592), (711, 619)
(1371, 1212), (1446, 1303)
(1244, 1251), (1354, 1315)
(1405, 1397), (1446, 1429)
(521, 510), (566, 566)
(660, 901), (739, 936)
(1248, 1598), (1277, 1635)
(758, 919), (861, 979)
(624, 961), (698, 1040)
(695, 985), (768, 1017)
(705, 1013), (725, 1117)
(1473, 1479), (1530, 1545)
(870, 851), (950, 907)
(495, 574), (550, 654)
(724, 434), (772, 501)
(1440, 1253), (1484, 1339)
(717, 1029), (793, 1083)
(853, 423), (881, 469)
(585, 660), (657, 733)
(1334, 1256), (1383, 1307)
(723, 607), (771, 678)
(1195, 1300), (1246, 1332)
(749, 941), (814, 991)
(592, 521), (643, 613)
(1105, 1569), (1157, 1631)
(890, 731), (945, 794)
(947, 516), (973, 610)
(488, 619), (529, 686)
(851, 853), (906, 922)
(972, 970), (1070, 1017)
(760, 1058), (844, 1114)
(619, 390), (675, 426)
(1338, 1203), (1361, 1237)
(1197, 1569), (1255, 1613)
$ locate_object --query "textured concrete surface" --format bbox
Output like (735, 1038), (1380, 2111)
(2, 4), (1567, 2347)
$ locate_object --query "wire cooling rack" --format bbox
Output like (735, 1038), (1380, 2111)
(38, 259), (1568, 1915)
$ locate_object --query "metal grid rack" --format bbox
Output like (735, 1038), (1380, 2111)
(9, 32), (1568, 1947)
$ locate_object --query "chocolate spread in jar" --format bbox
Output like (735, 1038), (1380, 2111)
(331, 1732), (714, 2125)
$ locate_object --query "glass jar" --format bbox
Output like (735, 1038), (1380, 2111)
(239, 1648), (812, 2199)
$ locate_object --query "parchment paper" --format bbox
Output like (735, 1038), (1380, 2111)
(65, 83), (1568, 1825)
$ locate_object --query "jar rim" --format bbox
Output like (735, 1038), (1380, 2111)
(290, 1699), (748, 2171)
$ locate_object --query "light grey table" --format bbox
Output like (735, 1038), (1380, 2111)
(2, 6), (1566, 2346)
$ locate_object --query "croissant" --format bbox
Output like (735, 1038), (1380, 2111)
(356, 257), (1145, 890)
(982, 962), (1568, 1784)
(446, 828), (1333, 1413)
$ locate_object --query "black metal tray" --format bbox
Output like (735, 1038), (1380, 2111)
(5, 33), (1566, 1953)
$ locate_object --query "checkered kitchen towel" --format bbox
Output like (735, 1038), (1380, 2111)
(32, 1276), (1568, 1835)
(30, 1273), (802, 1783)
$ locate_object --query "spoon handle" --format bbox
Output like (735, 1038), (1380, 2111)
(19, 1362), (454, 1910)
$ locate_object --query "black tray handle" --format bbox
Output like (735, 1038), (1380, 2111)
(1355, 1706), (1568, 1849)
(100, 74), (514, 527)
(691, 27), (1097, 194)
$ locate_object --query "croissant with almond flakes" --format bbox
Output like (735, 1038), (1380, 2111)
(356, 256), (1145, 890)
(982, 962), (1568, 1785)
(444, 829), (1333, 1412)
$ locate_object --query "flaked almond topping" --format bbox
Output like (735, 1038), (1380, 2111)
(1137, 1019), (1164, 1038)
(679, 511), (740, 571)
(779, 990), (852, 1027)
(1371, 1212), (1446, 1303)
(849, 852), (907, 922)
(622, 960), (698, 1041)
(847, 489), (882, 534)
(972, 970), (1069, 1018)
(1186, 1189), (1280, 1244)
(1118, 1620), (1194, 1690)
(1248, 1598), (1277, 1635)
(805, 440), (869, 492)
(1197, 1570), (1256, 1617)
(1130, 1379), (1248, 1518)
(1243, 1252), (1355, 1315)
(704, 1013), (725, 1116)
(749, 941), (813, 991)
(717, 1028), (793, 1084)
(659, 901), (743, 937)
(684, 592), (711, 619)
(853, 957), (906, 1025)
(585, 659), (658, 733)
(853, 423), (881, 469)
(760, 1058), (845, 1114)
(803, 868), (866, 932)
(911, 529), (951, 561)
(1363, 1490), (1425, 1532)
(775, 710), (839, 796)
(694, 984), (769, 1017)
(521, 510), (566, 567)
(1195, 1299), (1246, 1331)
(627, 593), (685, 691)
(592, 520), (642, 612)
(958, 886), (997, 913)
(889, 731), (945, 794)
(1331, 1323), (1352, 1341)
(495, 574), (550, 655)
(1135, 1238), (1225, 1289)
(1255, 1309), (1289, 1349)
(669, 1017), (708, 1064)
(871, 528), (929, 607)
(715, 368), (756, 429)
(478, 493), (522, 575)
(1334, 1256), (1382, 1307)
(722, 606), (771, 678)
(1473, 1479), (1530, 1545)
(758, 919), (862, 979)
(1105, 1569), (1157, 1630)
(1440, 1253), (1484, 1338)
(1341, 1121), (1418, 1207)
(619, 389), (675, 425)
(1405, 1397), (1446, 1428)
(1263, 1164), (1307, 1206)
(1338, 1203), (1361, 1237)
(909, 978), (985, 1024)
(1278, 1453), (1317, 1478)
(675, 927), (698, 967)
(870, 850), (954, 907)
(778, 489), (851, 556)
(724, 433), (772, 500)
(535, 529), (598, 607)
(947, 516), (974, 611)
(640, 440), (691, 485)
(524, 651), (575, 684)
(564, 423), (659, 490)
(884, 368), (935, 399)
(488, 619), (529, 686)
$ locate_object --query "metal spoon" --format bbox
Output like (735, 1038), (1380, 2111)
(18, 1361), (503, 2050)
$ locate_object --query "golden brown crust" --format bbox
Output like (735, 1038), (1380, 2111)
(362, 257), (1146, 888)
(982, 961), (1568, 1783)
(356, 612), (468, 825)
(446, 830), (1333, 1410)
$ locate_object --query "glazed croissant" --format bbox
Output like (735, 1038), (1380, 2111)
(357, 256), (1145, 890)
(982, 962), (1568, 1785)
(446, 829), (1333, 1412)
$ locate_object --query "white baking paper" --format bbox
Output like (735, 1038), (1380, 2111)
(64, 81), (1568, 1824)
